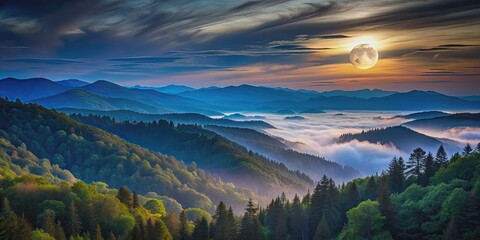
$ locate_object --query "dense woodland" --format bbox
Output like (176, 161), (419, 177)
(69, 114), (312, 196)
(1, 99), (480, 239)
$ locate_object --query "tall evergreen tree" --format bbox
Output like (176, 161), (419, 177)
(347, 182), (360, 209)
(463, 144), (473, 156)
(475, 143), (480, 154)
(310, 176), (340, 236)
(435, 145), (449, 168)
(443, 215), (458, 240)
(179, 211), (190, 240)
(43, 211), (57, 238)
(313, 215), (330, 240)
(192, 217), (209, 240)
(54, 220), (67, 240)
(116, 186), (132, 209)
(14, 215), (33, 240)
(95, 224), (104, 240)
(289, 195), (303, 240)
(406, 148), (426, 178)
(239, 199), (264, 240)
(212, 202), (230, 240)
(227, 207), (237, 240)
(365, 176), (377, 200)
(377, 178), (395, 236)
(108, 231), (116, 240)
(422, 152), (435, 186)
(387, 157), (405, 193)
(132, 192), (140, 209)
(67, 201), (82, 237)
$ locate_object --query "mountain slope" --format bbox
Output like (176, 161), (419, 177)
(58, 108), (273, 129)
(298, 90), (480, 111)
(70, 114), (313, 198)
(81, 80), (218, 115)
(205, 125), (361, 182)
(336, 126), (457, 153)
(31, 89), (166, 113)
(56, 79), (90, 87)
(0, 77), (70, 101)
(0, 98), (256, 211)
(133, 84), (195, 93)
(394, 111), (449, 120)
(320, 89), (397, 99)
(403, 113), (480, 131)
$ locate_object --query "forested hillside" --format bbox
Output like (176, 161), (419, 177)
(0, 98), (255, 212)
(205, 125), (360, 182)
(70, 114), (313, 197)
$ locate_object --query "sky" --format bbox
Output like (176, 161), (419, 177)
(1, 0), (480, 95)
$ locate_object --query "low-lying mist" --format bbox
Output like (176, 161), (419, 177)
(234, 111), (473, 177)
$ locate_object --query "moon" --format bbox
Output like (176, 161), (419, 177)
(349, 44), (378, 69)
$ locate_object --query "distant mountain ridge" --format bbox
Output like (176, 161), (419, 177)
(336, 126), (460, 153)
(403, 113), (480, 131)
(56, 79), (90, 87)
(31, 89), (167, 113)
(394, 111), (450, 120)
(0, 77), (70, 101)
(2, 77), (480, 113)
(133, 84), (196, 93)
(320, 89), (397, 99)
(58, 108), (274, 129)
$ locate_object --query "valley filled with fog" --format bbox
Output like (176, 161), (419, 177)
(221, 111), (478, 175)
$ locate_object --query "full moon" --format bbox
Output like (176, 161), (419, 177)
(349, 44), (378, 69)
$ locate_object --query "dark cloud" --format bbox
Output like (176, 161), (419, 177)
(2, 58), (84, 65)
(109, 57), (184, 63)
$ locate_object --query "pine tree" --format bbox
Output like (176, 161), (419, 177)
(347, 182), (360, 209)
(310, 176), (340, 235)
(67, 201), (82, 237)
(422, 152), (435, 186)
(289, 195), (303, 240)
(313, 215), (330, 240)
(13, 215), (32, 240)
(43, 211), (57, 238)
(463, 144), (473, 156)
(95, 224), (104, 240)
(55, 221), (67, 240)
(365, 176), (377, 200)
(377, 178), (395, 236)
(435, 145), (449, 168)
(406, 148), (426, 178)
(192, 217), (209, 240)
(239, 199), (264, 240)
(179, 211), (190, 240)
(227, 207), (237, 240)
(132, 192), (140, 209)
(443, 215), (458, 240)
(108, 231), (116, 240)
(116, 186), (132, 209)
(388, 157), (405, 193)
(212, 202), (229, 240)
(475, 143), (480, 154)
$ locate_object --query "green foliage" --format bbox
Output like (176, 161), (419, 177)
(0, 99), (255, 211)
(144, 199), (167, 217)
(339, 200), (392, 240)
(71, 114), (313, 202)
(31, 229), (55, 240)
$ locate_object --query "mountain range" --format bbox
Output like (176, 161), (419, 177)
(2, 77), (480, 113)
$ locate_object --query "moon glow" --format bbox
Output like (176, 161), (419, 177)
(349, 44), (378, 69)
